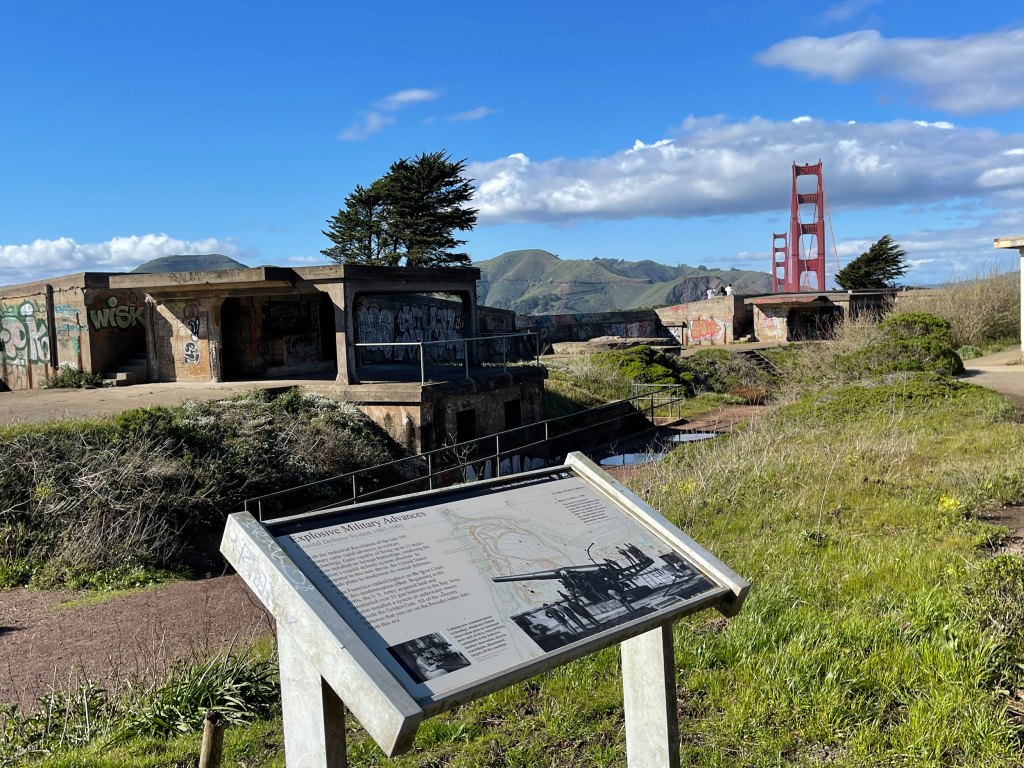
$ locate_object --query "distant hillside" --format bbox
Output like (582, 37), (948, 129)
(131, 253), (247, 273)
(477, 250), (772, 313)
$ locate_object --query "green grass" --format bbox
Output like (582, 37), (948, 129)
(10, 319), (1024, 767)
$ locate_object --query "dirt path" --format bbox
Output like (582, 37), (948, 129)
(0, 575), (271, 709)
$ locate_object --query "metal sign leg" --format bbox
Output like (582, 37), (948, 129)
(621, 625), (679, 768)
(279, 629), (348, 767)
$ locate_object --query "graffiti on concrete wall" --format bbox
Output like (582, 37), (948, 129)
(462, 453), (550, 482)
(1, 301), (50, 367)
(357, 298), (464, 363)
(178, 305), (207, 368)
(53, 304), (85, 356)
(89, 293), (144, 331)
(689, 316), (723, 343)
(754, 308), (786, 342)
(284, 333), (320, 366)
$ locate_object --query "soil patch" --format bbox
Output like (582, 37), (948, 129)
(981, 504), (1024, 557)
(0, 575), (271, 710)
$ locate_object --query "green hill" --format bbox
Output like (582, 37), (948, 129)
(131, 253), (248, 273)
(477, 250), (771, 313)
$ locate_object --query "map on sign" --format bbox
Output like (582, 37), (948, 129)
(273, 470), (723, 701)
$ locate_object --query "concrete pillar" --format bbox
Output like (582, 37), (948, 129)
(144, 295), (160, 383)
(318, 283), (351, 384)
(621, 625), (679, 768)
(207, 297), (225, 383)
(992, 237), (1024, 360)
(278, 629), (347, 767)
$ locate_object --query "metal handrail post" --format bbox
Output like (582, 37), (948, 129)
(419, 343), (425, 383)
(464, 339), (470, 379)
(427, 454), (433, 490)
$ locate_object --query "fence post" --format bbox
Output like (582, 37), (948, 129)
(464, 339), (470, 379)
(198, 712), (224, 768)
(351, 474), (357, 503)
(419, 343), (426, 384)
(495, 434), (501, 477)
(427, 454), (433, 490)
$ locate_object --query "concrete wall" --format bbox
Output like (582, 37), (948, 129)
(220, 295), (334, 379)
(354, 293), (466, 364)
(654, 296), (753, 346)
(81, 288), (147, 374)
(1, 273), (145, 390)
(478, 305), (517, 334)
(425, 380), (545, 448)
(752, 305), (788, 342)
(355, 376), (546, 454)
(150, 297), (222, 382)
(516, 310), (665, 347)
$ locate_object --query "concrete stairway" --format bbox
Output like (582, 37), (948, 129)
(737, 349), (781, 376)
(102, 356), (148, 387)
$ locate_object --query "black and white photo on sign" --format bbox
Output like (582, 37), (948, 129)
(387, 632), (472, 685)
(494, 543), (715, 652)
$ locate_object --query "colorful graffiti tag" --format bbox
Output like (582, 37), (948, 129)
(1, 301), (50, 367)
(89, 295), (144, 331)
(689, 316), (723, 343)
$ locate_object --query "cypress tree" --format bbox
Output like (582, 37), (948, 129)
(834, 235), (908, 290)
(322, 151), (478, 268)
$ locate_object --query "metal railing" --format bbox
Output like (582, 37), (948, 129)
(628, 383), (689, 421)
(244, 383), (688, 520)
(353, 332), (539, 384)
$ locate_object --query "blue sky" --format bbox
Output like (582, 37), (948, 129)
(2, 0), (1023, 287)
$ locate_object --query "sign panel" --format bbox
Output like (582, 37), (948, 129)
(269, 466), (730, 703)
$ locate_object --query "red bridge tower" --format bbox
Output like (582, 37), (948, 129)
(773, 161), (827, 292)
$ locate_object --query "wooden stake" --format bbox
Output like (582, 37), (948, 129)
(199, 711), (225, 768)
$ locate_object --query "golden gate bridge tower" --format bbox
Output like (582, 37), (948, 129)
(772, 161), (830, 292)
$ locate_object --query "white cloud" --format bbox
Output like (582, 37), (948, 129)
(374, 88), (439, 111)
(757, 27), (1024, 114)
(337, 111), (395, 141)
(449, 106), (498, 122)
(791, 115), (814, 123)
(469, 115), (1024, 224)
(0, 234), (247, 286)
(821, 0), (882, 23)
(338, 88), (439, 141)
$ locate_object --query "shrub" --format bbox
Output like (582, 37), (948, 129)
(833, 312), (964, 377)
(591, 345), (686, 386)
(679, 349), (774, 400)
(895, 269), (1020, 348)
(40, 365), (104, 389)
(0, 390), (415, 587)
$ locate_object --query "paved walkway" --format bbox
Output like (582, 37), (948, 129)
(0, 377), (336, 426)
(959, 348), (1024, 410)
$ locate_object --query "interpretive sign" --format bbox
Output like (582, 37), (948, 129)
(222, 452), (748, 767)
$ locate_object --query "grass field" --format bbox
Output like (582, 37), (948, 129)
(7, 328), (1024, 767)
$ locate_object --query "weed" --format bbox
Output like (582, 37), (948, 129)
(109, 649), (278, 744)
(40, 366), (104, 390)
